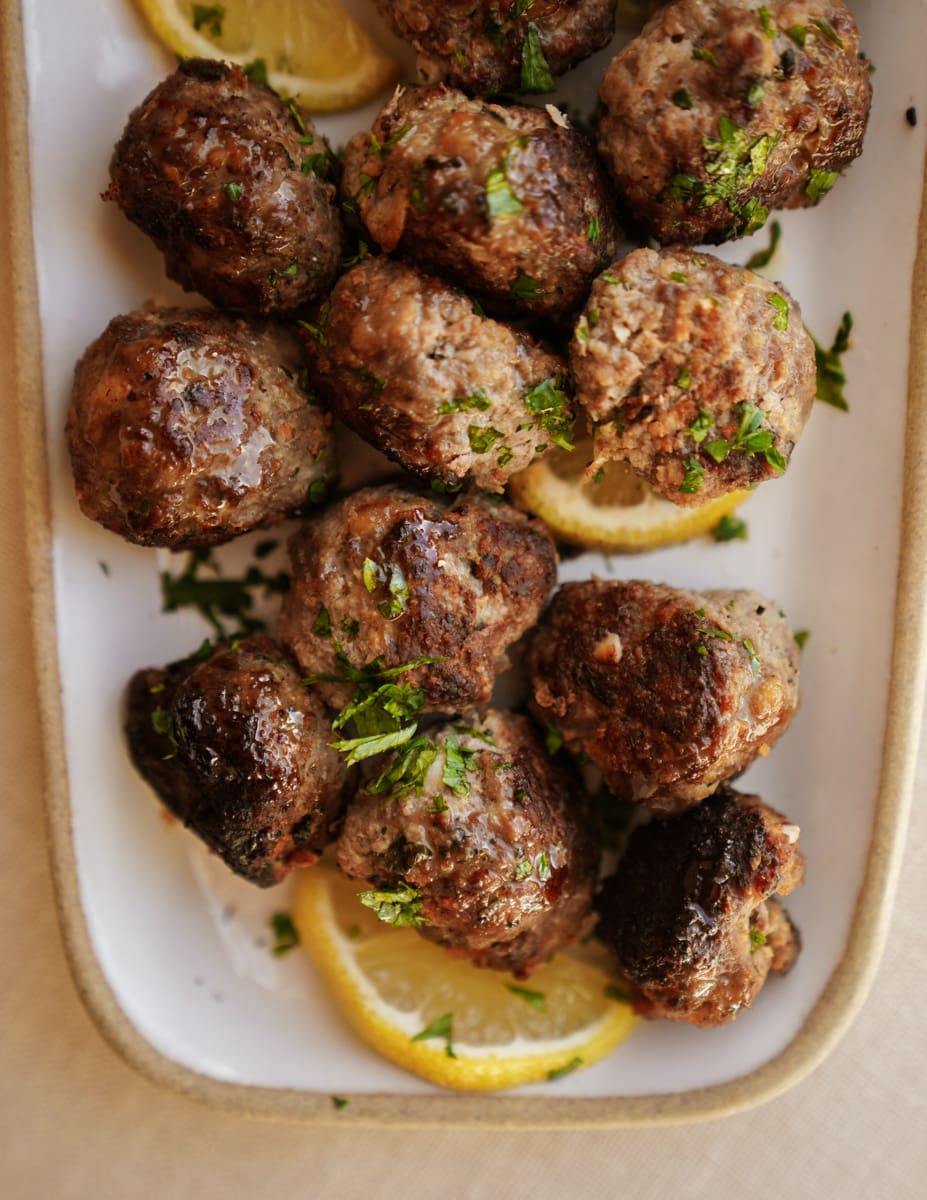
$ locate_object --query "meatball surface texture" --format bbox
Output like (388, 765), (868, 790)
(67, 307), (335, 549)
(527, 579), (800, 812)
(597, 788), (804, 1025)
(374, 0), (617, 95)
(597, 0), (872, 243)
(126, 637), (348, 887)
(337, 712), (599, 975)
(304, 257), (572, 492)
(341, 84), (620, 316)
(279, 485), (558, 713)
(107, 59), (343, 312)
(571, 248), (815, 505)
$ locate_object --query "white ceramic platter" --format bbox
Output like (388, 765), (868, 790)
(20, 0), (927, 1120)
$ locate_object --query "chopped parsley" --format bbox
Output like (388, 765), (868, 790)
(359, 883), (426, 928)
(600, 274), (624, 286)
(670, 271), (688, 284)
(749, 927), (768, 953)
(745, 219), (782, 269)
(743, 637), (762, 674)
(269, 912), (300, 957)
(787, 24), (807, 48)
(536, 851), (552, 882)
(442, 735), (477, 796)
(243, 58), (269, 86)
(806, 168), (839, 203)
(486, 137), (528, 220)
(411, 1012), (455, 1058)
(668, 116), (780, 238)
(811, 312), (853, 410)
(672, 87), (694, 110)
(712, 514), (749, 542)
(311, 606), (332, 637)
(160, 548), (290, 638)
(506, 984), (546, 1011)
(222, 180), (242, 201)
(192, 4), (225, 36)
(439, 390), (492, 414)
(676, 363), (693, 389)
(369, 125), (411, 158)
(511, 272), (545, 302)
(689, 406), (712, 443)
(468, 425), (505, 454)
(523, 377), (573, 450)
(548, 1056), (583, 1081)
(692, 46), (720, 67)
(520, 24), (555, 93)
(331, 1096), (349, 1110)
(587, 214), (601, 241)
(744, 80), (765, 107)
(680, 457), (705, 495)
(544, 722), (564, 756)
(767, 292), (789, 330)
(369, 735), (439, 799)
(703, 403), (786, 473)
(604, 983), (630, 1004)
(297, 300), (331, 347)
(758, 7), (776, 37)
(811, 16), (844, 48)
(794, 629), (810, 650)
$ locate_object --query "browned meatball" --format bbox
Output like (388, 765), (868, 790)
(597, 788), (804, 1025)
(303, 258), (571, 492)
(571, 248), (815, 505)
(125, 637), (348, 887)
(597, 0), (872, 243)
(279, 485), (557, 714)
(341, 84), (620, 316)
(336, 711), (598, 975)
(66, 307), (335, 549)
(527, 580), (800, 813)
(106, 59), (343, 313)
(374, 1), (617, 95)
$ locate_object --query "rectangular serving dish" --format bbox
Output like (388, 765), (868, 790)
(6, 0), (927, 1125)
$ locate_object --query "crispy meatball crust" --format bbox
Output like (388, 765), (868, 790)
(278, 485), (558, 713)
(303, 257), (571, 491)
(107, 59), (343, 313)
(336, 712), (599, 975)
(341, 84), (620, 317)
(571, 248), (815, 505)
(374, 0), (617, 95)
(125, 637), (349, 887)
(597, 0), (872, 244)
(597, 788), (804, 1025)
(66, 307), (335, 549)
(526, 579), (800, 813)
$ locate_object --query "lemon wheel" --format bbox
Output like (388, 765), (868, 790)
(292, 864), (637, 1092)
(134, 0), (399, 112)
(509, 438), (750, 552)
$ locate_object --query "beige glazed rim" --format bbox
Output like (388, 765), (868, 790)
(5, 2), (927, 1127)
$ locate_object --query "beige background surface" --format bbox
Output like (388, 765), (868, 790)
(1, 342), (925, 1196)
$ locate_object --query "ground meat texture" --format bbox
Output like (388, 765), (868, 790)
(526, 579), (800, 813)
(66, 307), (335, 549)
(340, 84), (620, 317)
(596, 0), (872, 244)
(597, 788), (804, 1025)
(336, 712), (598, 975)
(571, 248), (815, 506)
(373, 1), (617, 95)
(303, 258), (571, 491)
(278, 485), (557, 713)
(125, 637), (348, 887)
(106, 59), (342, 313)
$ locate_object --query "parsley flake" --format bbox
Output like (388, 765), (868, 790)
(359, 883), (426, 928)
(811, 312), (853, 410)
(548, 1056), (583, 1081)
(767, 292), (789, 330)
(439, 390), (492, 414)
(520, 24), (555, 93)
(673, 87), (694, 110)
(745, 219), (782, 269)
(507, 984), (546, 1010)
(269, 912), (300, 957)
(712, 514), (749, 542)
(524, 377), (573, 450)
(511, 272), (545, 302)
(411, 1012), (456, 1058)
(222, 180), (242, 201)
(680, 457), (705, 495)
(192, 4), (225, 36)
(806, 168), (839, 203)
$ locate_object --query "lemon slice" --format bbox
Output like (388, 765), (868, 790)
(134, 0), (399, 112)
(292, 864), (637, 1092)
(509, 439), (750, 552)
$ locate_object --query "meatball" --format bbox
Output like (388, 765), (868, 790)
(106, 59), (343, 313)
(125, 636), (348, 887)
(336, 711), (599, 975)
(597, 788), (804, 1025)
(373, 0), (617, 95)
(278, 485), (557, 713)
(341, 84), (620, 316)
(571, 248), (815, 505)
(66, 307), (335, 549)
(526, 579), (800, 813)
(597, 0), (872, 244)
(303, 257), (572, 492)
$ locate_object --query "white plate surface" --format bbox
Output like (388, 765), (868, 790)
(24, 0), (927, 1099)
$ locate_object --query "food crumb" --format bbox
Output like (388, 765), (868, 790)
(906, 106), (917, 127)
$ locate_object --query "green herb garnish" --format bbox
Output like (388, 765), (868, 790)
(673, 87), (694, 110)
(767, 292), (789, 330)
(712, 514), (748, 542)
(192, 4), (225, 36)
(269, 912), (300, 957)
(806, 168), (839, 203)
(160, 548), (289, 638)
(222, 180), (242, 201)
(745, 219), (781, 269)
(520, 24), (555, 92)
(359, 883), (426, 928)
(439, 390), (492, 414)
(524, 377), (573, 450)
(548, 1056), (583, 1081)
(811, 312), (853, 410)
(506, 985), (546, 1010)
(680, 457), (705, 495)
(411, 1012), (455, 1057)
